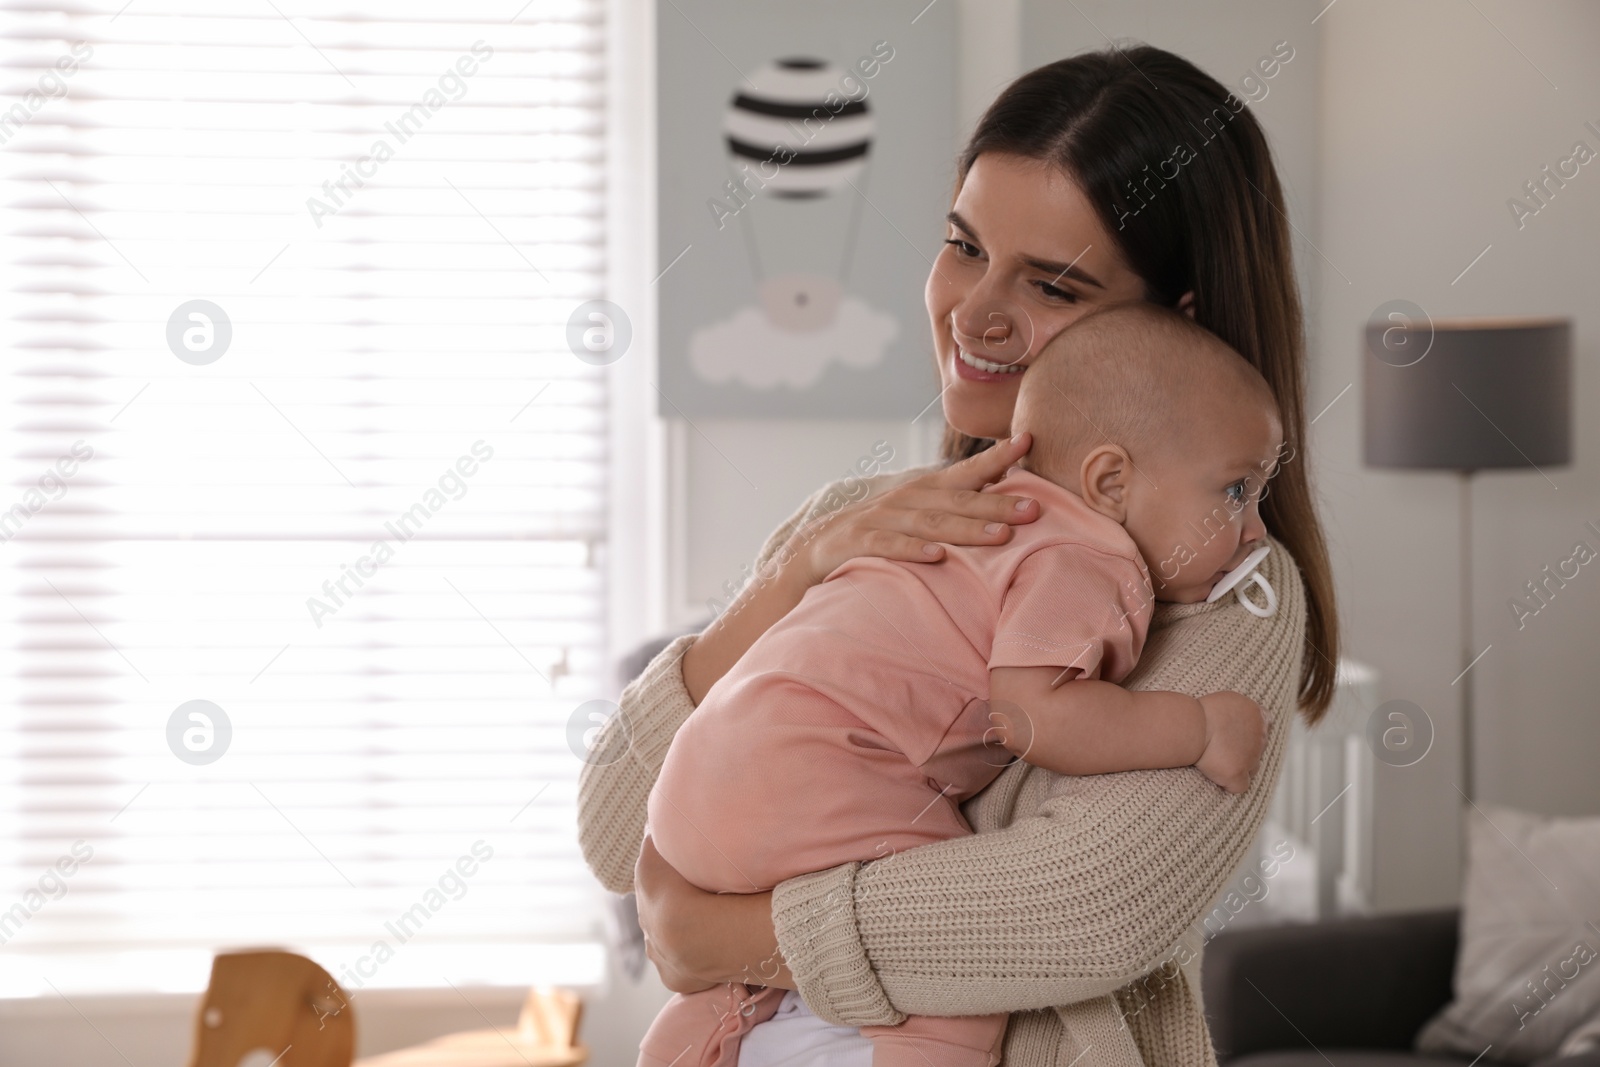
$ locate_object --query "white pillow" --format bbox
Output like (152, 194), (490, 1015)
(1415, 804), (1600, 1064)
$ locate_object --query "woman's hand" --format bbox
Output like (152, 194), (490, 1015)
(787, 432), (1039, 586)
(683, 433), (1039, 704)
(634, 835), (795, 993)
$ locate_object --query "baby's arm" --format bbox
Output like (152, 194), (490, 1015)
(987, 666), (1266, 793)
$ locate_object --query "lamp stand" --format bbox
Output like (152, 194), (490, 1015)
(1458, 469), (1476, 801)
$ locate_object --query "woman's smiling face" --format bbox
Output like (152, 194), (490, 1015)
(926, 152), (1155, 441)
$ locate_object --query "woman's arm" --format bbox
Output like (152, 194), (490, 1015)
(679, 551), (812, 706)
(576, 436), (1040, 894)
(682, 436), (1037, 702)
(769, 543), (1308, 1027)
(634, 835), (795, 993)
(575, 482), (837, 895)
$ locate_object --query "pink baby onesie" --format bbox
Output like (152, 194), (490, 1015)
(639, 468), (1154, 1067)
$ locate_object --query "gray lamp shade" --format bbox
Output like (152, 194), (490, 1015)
(1363, 317), (1572, 471)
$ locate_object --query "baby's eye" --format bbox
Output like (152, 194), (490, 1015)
(1225, 482), (1247, 505)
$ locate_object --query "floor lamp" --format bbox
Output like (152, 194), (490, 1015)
(1363, 315), (1571, 800)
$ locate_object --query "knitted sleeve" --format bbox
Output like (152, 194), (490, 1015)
(575, 467), (927, 893)
(575, 483), (832, 894)
(771, 541), (1307, 1027)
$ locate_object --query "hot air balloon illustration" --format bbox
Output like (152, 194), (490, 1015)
(725, 58), (874, 197)
(688, 56), (900, 391)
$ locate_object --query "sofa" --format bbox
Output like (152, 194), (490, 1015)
(1202, 910), (1600, 1067)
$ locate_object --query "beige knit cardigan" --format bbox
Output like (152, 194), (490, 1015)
(578, 466), (1307, 1066)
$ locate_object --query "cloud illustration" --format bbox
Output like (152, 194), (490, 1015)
(688, 297), (899, 391)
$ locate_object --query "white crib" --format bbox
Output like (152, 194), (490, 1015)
(1223, 658), (1378, 930)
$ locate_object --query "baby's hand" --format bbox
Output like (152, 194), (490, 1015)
(1196, 691), (1268, 794)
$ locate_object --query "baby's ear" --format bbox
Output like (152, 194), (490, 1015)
(1079, 445), (1132, 520)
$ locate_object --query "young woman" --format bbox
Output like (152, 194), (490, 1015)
(579, 44), (1339, 1066)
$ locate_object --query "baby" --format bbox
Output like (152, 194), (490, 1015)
(638, 303), (1286, 1067)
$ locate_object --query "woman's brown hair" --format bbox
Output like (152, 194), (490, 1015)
(946, 44), (1339, 722)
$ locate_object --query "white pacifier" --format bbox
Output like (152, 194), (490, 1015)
(1204, 544), (1277, 617)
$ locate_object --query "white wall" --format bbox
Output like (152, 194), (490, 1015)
(1313, 0), (1600, 909)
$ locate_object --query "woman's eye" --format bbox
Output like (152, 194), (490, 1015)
(944, 237), (979, 258)
(1034, 280), (1078, 303)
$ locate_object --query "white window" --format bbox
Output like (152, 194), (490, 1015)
(0, 0), (609, 996)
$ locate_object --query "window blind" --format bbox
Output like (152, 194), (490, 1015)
(0, 0), (608, 996)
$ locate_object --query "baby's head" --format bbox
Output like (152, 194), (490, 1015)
(1012, 303), (1285, 604)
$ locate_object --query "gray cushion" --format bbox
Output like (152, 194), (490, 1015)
(1415, 805), (1600, 1064)
(1534, 1052), (1600, 1067)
